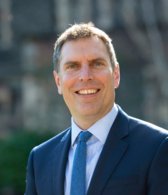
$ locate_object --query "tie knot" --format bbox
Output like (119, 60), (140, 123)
(78, 131), (92, 143)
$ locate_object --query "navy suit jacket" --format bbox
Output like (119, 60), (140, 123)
(25, 106), (168, 195)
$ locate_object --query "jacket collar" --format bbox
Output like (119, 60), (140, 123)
(87, 106), (129, 195)
(52, 128), (71, 195)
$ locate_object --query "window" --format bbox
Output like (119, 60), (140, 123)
(0, 0), (12, 49)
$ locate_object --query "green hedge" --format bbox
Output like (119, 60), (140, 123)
(0, 130), (55, 195)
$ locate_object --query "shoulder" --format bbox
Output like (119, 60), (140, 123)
(31, 127), (71, 154)
(117, 105), (168, 141)
(126, 113), (168, 154)
(128, 115), (168, 138)
(116, 106), (168, 163)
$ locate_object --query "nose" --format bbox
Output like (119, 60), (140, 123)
(79, 64), (93, 81)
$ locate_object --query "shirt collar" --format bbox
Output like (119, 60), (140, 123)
(71, 103), (118, 146)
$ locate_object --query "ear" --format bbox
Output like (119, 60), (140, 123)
(113, 63), (120, 89)
(53, 70), (62, 95)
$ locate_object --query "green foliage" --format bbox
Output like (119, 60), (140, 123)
(0, 130), (55, 194)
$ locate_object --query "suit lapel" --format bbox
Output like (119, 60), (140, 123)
(52, 129), (71, 195)
(87, 108), (129, 195)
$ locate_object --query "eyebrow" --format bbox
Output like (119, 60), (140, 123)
(88, 58), (106, 63)
(64, 61), (80, 66)
(64, 57), (106, 65)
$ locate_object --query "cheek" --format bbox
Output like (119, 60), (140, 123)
(60, 76), (74, 94)
(101, 71), (114, 86)
(104, 75), (116, 96)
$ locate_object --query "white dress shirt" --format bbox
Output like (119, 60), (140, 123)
(64, 104), (118, 195)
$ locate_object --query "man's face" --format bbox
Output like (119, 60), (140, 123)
(53, 36), (120, 129)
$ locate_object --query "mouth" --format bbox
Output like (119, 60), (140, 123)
(76, 89), (100, 95)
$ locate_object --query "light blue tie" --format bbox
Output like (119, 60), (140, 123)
(70, 131), (92, 195)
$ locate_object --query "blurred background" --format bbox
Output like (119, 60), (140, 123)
(0, 0), (168, 194)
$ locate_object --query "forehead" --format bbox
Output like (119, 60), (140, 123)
(60, 37), (109, 62)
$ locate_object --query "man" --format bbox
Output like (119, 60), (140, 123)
(25, 23), (168, 195)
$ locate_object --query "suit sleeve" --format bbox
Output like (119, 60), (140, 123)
(148, 136), (168, 195)
(25, 149), (37, 195)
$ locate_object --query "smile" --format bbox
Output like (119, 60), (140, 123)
(76, 89), (99, 95)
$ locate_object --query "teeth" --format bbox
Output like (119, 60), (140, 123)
(78, 89), (97, 95)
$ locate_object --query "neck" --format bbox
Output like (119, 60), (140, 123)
(72, 107), (114, 130)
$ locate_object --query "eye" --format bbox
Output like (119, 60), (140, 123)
(65, 63), (79, 71)
(93, 60), (105, 68)
(95, 62), (102, 66)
